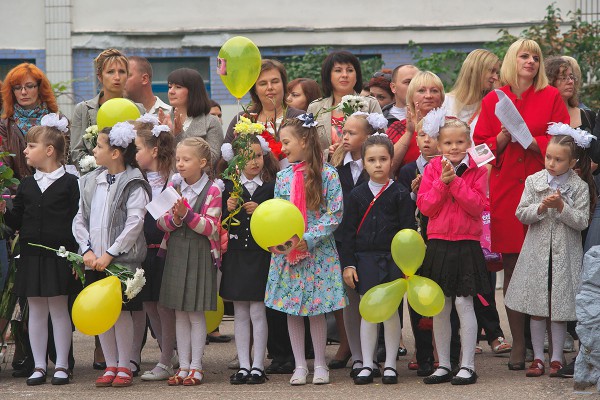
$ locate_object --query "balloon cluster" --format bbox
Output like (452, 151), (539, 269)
(359, 229), (445, 323)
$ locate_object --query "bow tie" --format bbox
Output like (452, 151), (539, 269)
(106, 173), (116, 185)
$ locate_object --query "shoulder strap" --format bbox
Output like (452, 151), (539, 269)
(194, 180), (213, 213)
(357, 181), (390, 234)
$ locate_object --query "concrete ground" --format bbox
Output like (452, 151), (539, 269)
(0, 290), (594, 400)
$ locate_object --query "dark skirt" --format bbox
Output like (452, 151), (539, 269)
(220, 249), (270, 301)
(140, 247), (165, 302)
(355, 251), (404, 295)
(420, 239), (491, 297)
(14, 255), (82, 297)
(85, 270), (143, 312)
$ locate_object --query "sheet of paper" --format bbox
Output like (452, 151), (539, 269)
(468, 143), (496, 167)
(494, 89), (533, 150)
(145, 186), (181, 219)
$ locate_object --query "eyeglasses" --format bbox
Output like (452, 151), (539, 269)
(12, 83), (39, 92)
(373, 71), (392, 81)
(557, 74), (578, 83)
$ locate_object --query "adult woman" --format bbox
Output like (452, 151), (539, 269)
(444, 49), (500, 134)
(159, 68), (222, 164)
(473, 39), (569, 370)
(0, 63), (61, 180)
(387, 71), (445, 174)
(307, 51), (381, 153)
(368, 72), (394, 109)
(224, 59), (304, 165)
(286, 78), (321, 111)
(70, 49), (144, 168)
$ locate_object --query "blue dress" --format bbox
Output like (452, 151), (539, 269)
(265, 163), (347, 316)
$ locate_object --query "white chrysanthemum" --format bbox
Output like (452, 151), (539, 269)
(547, 122), (596, 148)
(366, 113), (388, 131)
(422, 108), (447, 138)
(109, 122), (137, 148)
(221, 143), (235, 162)
(256, 135), (271, 154)
(57, 246), (69, 258)
(40, 113), (69, 133)
(151, 124), (170, 137)
(78, 155), (98, 173)
(136, 113), (160, 125)
(124, 268), (146, 300)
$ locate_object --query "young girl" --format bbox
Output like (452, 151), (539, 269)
(505, 128), (591, 378)
(157, 137), (222, 386)
(331, 112), (384, 376)
(220, 135), (279, 384)
(73, 121), (151, 388)
(1, 114), (80, 386)
(132, 117), (177, 381)
(342, 133), (415, 385)
(265, 115), (346, 386)
(417, 115), (491, 385)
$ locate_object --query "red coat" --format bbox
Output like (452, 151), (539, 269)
(473, 84), (569, 253)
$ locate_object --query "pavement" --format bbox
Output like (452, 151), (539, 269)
(0, 290), (594, 400)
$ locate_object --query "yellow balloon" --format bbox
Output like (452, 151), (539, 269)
(72, 276), (122, 335)
(217, 36), (262, 99)
(205, 296), (225, 333)
(391, 229), (426, 277)
(359, 278), (407, 323)
(250, 199), (305, 252)
(96, 98), (141, 130)
(406, 275), (445, 317)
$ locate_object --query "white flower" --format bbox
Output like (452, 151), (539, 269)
(109, 122), (137, 148)
(366, 113), (388, 131)
(40, 113), (69, 133)
(256, 135), (271, 154)
(214, 178), (225, 192)
(124, 268), (146, 300)
(136, 113), (160, 125)
(78, 155), (98, 173)
(422, 108), (446, 138)
(547, 122), (596, 149)
(151, 124), (170, 137)
(171, 173), (183, 188)
(221, 143), (234, 162)
(83, 125), (98, 142)
(57, 246), (69, 257)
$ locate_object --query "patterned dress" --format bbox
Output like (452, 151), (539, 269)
(265, 163), (347, 316)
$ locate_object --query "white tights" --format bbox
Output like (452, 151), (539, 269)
(357, 309), (400, 377)
(233, 301), (267, 374)
(99, 311), (134, 378)
(288, 314), (328, 380)
(144, 301), (176, 368)
(175, 310), (207, 374)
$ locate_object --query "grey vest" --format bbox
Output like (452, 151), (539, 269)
(80, 165), (151, 268)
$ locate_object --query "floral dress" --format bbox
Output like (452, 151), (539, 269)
(264, 163), (347, 316)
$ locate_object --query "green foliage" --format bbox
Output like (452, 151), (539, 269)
(285, 46), (384, 88)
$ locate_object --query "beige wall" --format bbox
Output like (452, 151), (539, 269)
(0, 0), (46, 49)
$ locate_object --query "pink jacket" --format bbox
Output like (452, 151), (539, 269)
(416, 156), (487, 241)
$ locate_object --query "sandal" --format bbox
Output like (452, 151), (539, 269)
(289, 366), (309, 386)
(312, 365), (330, 385)
(492, 337), (512, 355)
(183, 369), (203, 386)
(168, 368), (189, 386)
(95, 367), (118, 387)
(141, 363), (173, 381)
(350, 360), (363, 378)
(112, 367), (133, 387)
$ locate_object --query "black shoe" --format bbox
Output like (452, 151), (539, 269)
(265, 360), (281, 374)
(556, 359), (575, 378)
(327, 354), (351, 369)
(93, 361), (107, 370)
(26, 368), (47, 386)
(51, 368), (71, 385)
(507, 361), (525, 371)
(207, 334), (232, 343)
(230, 368), (250, 384)
(397, 347), (408, 357)
(423, 366), (453, 384)
(353, 367), (373, 385)
(382, 367), (398, 384)
(451, 367), (478, 385)
(12, 367), (33, 378)
(372, 362), (382, 378)
(277, 360), (295, 374)
(349, 360), (363, 378)
(417, 361), (434, 377)
(247, 368), (268, 384)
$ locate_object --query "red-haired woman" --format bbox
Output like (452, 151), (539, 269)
(0, 63), (62, 180)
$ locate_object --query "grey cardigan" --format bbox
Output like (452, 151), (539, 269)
(174, 112), (223, 166)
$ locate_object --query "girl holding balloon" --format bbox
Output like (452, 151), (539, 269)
(341, 132), (415, 385)
(416, 112), (491, 385)
(264, 115), (346, 386)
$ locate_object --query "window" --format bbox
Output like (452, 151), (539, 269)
(0, 59), (36, 82)
(148, 58), (210, 104)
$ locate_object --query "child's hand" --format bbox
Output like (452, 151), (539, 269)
(0, 200), (6, 214)
(295, 239), (308, 252)
(242, 201), (258, 215)
(82, 250), (97, 268)
(227, 197), (239, 212)
(411, 174), (422, 194)
(542, 190), (564, 211)
(441, 160), (456, 184)
(93, 252), (114, 272)
(343, 267), (358, 289)
(173, 198), (189, 218)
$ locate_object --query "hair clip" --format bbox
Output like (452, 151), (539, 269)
(256, 135), (271, 154)
(40, 113), (69, 133)
(109, 122), (137, 148)
(297, 113), (318, 128)
(151, 124), (170, 137)
(547, 122), (596, 148)
(422, 108), (446, 139)
(221, 143), (234, 162)
(136, 113), (160, 125)
(371, 132), (389, 138)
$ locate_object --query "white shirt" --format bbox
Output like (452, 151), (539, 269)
(180, 173), (209, 209)
(389, 106), (407, 121)
(34, 166), (65, 193)
(72, 170), (149, 263)
(343, 152), (364, 184)
(241, 173), (263, 196)
(148, 96), (172, 115)
(547, 170), (570, 190)
(146, 171), (166, 199)
(368, 179), (393, 197)
(443, 94), (480, 138)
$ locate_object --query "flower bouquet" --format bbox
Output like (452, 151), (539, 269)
(78, 155), (98, 173)
(337, 95), (368, 117)
(28, 243), (146, 301)
(82, 124), (99, 149)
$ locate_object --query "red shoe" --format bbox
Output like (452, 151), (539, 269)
(549, 361), (563, 377)
(95, 367), (117, 387)
(526, 359), (545, 377)
(408, 361), (418, 370)
(183, 369), (203, 386)
(112, 367), (133, 387)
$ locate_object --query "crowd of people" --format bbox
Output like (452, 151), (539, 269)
(0, 37), (598, 390)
